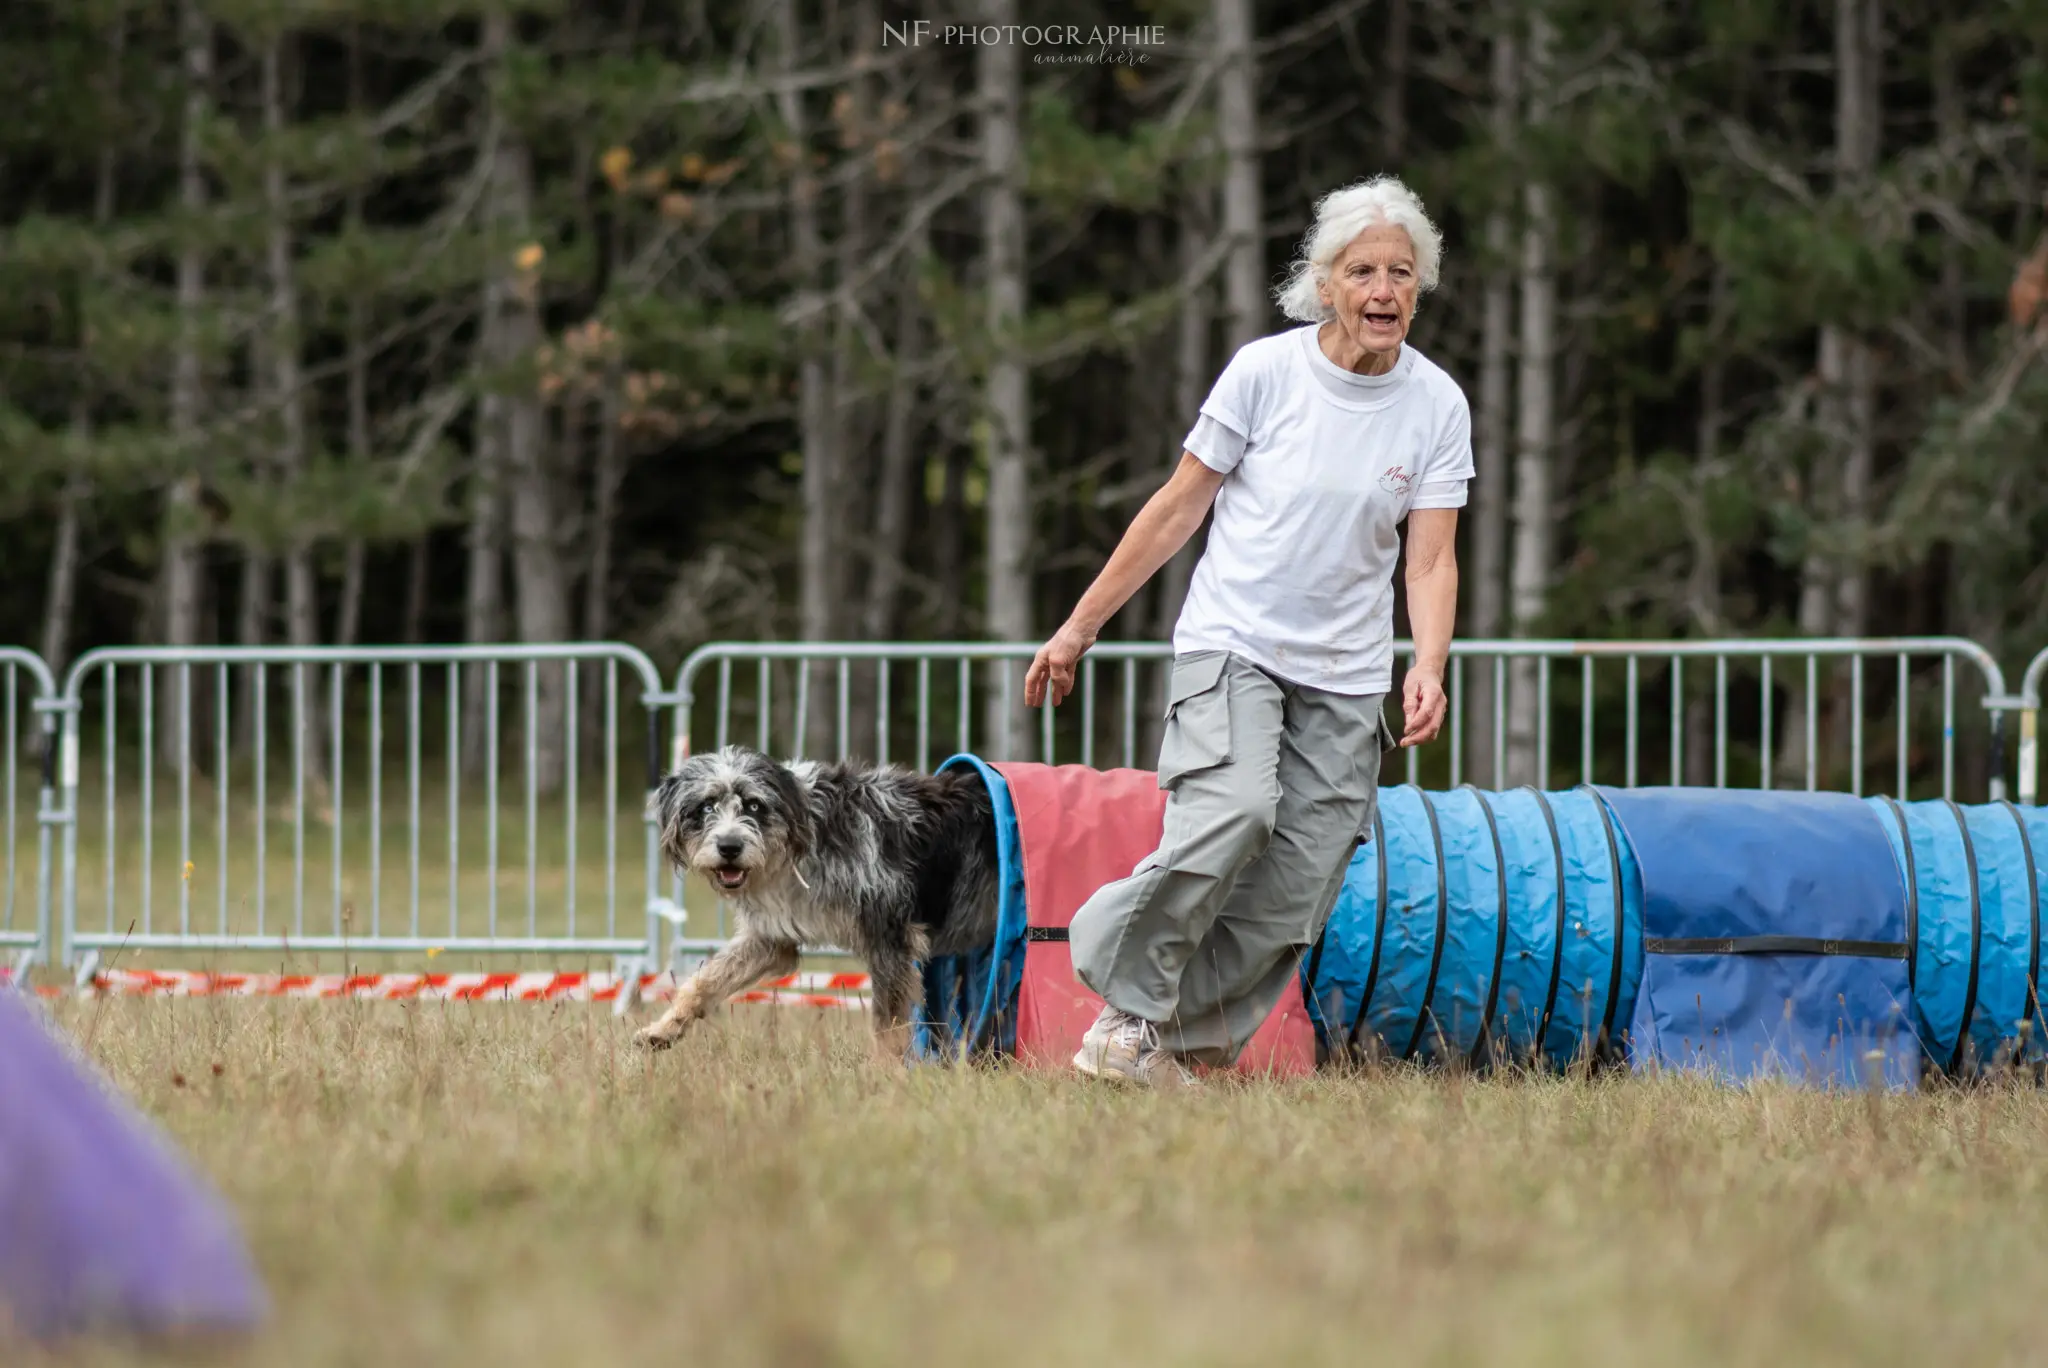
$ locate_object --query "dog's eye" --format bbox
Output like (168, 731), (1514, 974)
(743, 799), (762, 816)
(700, 800), (717, 816)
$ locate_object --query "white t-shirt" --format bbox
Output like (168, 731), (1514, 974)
(1173, 324), (1475, 695)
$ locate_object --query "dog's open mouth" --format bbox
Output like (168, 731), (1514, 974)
(711, 867), (749, 892)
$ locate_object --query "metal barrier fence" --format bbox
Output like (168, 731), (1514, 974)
(0, 649), (59, 976)
(50, 644), (674, 982)
(672, 636), (2012, 795)
(0, 635), (2028, 974)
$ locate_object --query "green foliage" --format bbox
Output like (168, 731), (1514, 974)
(1023, 89), (1198, 214)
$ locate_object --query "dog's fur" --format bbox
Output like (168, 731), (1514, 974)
(633, 745), (999, 1059)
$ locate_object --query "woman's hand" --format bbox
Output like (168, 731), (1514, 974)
(1024, 453), (1223, 712)
(1025, 621), (1097, 709)
(1399, 665), (1448, 746)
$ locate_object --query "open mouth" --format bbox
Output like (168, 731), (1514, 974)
(1364, 311), (1399, 330)
(711, 867), (749, 892)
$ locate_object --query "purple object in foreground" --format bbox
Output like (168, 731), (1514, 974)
(0, 988), (266, 1342)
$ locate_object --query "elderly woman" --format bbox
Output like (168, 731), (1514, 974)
(1023, 175), (1472, 1085)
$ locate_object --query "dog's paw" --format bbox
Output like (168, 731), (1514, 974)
(634, 1020), (687, 1052)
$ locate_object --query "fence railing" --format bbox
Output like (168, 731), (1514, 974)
(672, 636), (2013, 797)
(2020, 646), (2048, 805)
(0, 635), (2030, 975)
(49, 644), (673, 981)
(0, 649), (58, 977)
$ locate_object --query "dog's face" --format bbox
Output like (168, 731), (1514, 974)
(651, 747), (809, 896)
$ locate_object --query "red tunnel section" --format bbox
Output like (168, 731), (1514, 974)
(991, 762), (1317, 1077)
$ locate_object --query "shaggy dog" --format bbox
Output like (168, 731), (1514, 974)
(633, 745), (999, 1059)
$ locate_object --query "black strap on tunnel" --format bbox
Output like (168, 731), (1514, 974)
(1529, 787), (1570, 1059)
(1465, 786), (1510, 1069)
(1942, 797), (1983, 1075)
(2000, 800), (2041, 1032)
(1344, 804), (1391, 1054)
(1876, 795), (1919, 991)
(1580, 785), (1629, 1055)
(1645, 935), (1908, 958)
(1398, 789), (1451, 1061)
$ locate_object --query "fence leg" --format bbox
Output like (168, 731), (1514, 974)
(2021, 706), (2039, 807)
(1991, 708), (2010, 803)
(610, 954), (645, 1018)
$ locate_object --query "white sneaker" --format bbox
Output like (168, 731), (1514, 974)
(1072, 1004), (1198, 1087)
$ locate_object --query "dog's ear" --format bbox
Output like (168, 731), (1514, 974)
(648, 770), (695, 870)
(765, 760), (814, 863)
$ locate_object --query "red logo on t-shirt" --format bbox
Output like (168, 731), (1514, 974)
(1379, 465), (1413, 495)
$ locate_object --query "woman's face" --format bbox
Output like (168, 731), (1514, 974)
(1319, 224), (1419, 365)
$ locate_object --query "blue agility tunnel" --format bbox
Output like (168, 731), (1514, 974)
(916, 760), (2048, 1087)
(1301, 786), (1644, 1071)
(1604, 788), (1918, 1088)
(1870, 796), (2048, 1075)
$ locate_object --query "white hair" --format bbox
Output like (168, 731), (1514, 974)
(1274, 176), (1444, 323)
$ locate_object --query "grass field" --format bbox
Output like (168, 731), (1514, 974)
(15, 997), (2048, 1367)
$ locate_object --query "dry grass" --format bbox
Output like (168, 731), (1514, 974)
(15, 997), (2048, 1367)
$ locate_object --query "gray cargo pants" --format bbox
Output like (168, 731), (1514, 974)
(1069, 649), (1391, 1066)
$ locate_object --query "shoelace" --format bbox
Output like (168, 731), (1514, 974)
(1108, 1011), (1158, 1054)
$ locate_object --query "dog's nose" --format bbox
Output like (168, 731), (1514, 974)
(716, 837), (744, 862)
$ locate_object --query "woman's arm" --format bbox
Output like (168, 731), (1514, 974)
(1025, 452), (1225, 708)
(1399, 507), (1459, 745)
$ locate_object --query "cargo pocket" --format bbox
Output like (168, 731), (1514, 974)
(1156, 651), (1232, 790)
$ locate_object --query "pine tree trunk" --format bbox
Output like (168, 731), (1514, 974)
(580, 381), (623, 767)
(837, 1), (884, 755)
(42, 473), (84, 677)
(336, 305), (367, 656)
(934, 442), (967, 638)
(1828, 0), (1881, 787)
(1217, 0), (1263, 356)
(1786, 0), (1881, 789)
(1378, 0), (1410, 164)
(159, 0), (212, 773)
(1152, 209), (1214, 642)
(265, 36), (326, 796)
(861, 226), (923, 645)
(1145, 212), (1216, 763)
(1933, 28), (1968, 379)
(464, 391), (504, 772)
(1505, 9), (1556, 791)
(495, 129), (571, 795)
(405, 536), (429, 644)
(463, 17), (514, 777)
(1468, 5), (1517, 787)
(773, 0), (841, 759)
(44, 41), (121, 681)
(333, 22), (369, 708)
(980, 0), (1033, 761)
(1685, 266), (1730, 787)
(236, 552), (270, 757)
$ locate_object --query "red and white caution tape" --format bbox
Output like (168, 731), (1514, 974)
(27, 966), (871, 1010)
